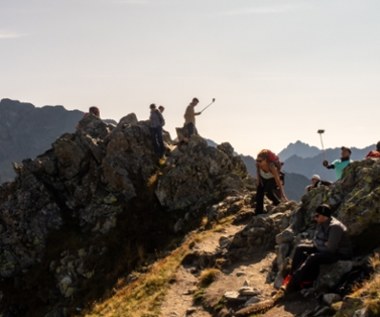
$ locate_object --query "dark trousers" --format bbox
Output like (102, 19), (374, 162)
(150, 127), (165, 158)
(184, 122), (198, 137)
(290, 244), (340, 289)
(255, 177), (281, 213)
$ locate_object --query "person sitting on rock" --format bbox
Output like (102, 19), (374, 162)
(254, 149), (287, 214)
(283, 204), (352, 293)
(365, 141), (380, 159)
(305, 174), (332, 192)
(149, 103), (165, 159)
(323, 146), (352, 180)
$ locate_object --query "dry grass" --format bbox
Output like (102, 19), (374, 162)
(198, 268), (221, 288)
(80, 221), (228, 317)
(346, 253), (380, 316)
(81, 240), (191, 317)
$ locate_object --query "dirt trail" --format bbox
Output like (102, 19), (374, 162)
(159, 222), (315, 317)
(159, 224), (243, 317)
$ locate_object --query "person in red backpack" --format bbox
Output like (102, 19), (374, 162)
(254, 149), (287, 214)
(365, 141), (380, 159)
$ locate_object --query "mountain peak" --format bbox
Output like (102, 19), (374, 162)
(278, 140), (320, 161)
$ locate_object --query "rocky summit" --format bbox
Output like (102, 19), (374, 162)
(0, 112), (380, 317)
(0, 113), (253, 316)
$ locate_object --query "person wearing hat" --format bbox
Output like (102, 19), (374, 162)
(322, 146), (352, 180)
(282, 204), (352, 292)
(305, 174), (332, 192)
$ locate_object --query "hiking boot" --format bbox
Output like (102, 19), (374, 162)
(280, 274), (292, 290)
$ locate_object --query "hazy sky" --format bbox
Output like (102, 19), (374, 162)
(1, 0), (379, 156)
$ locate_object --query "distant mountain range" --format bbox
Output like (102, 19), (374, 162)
(278, 140), (321, 161)
(281, 142), (374, 181)
(0, 99), (84, 181)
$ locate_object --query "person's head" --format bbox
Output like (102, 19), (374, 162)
(191, 97), (199, 106)
(256, 149), (270, 166)
(314, 204), (332, 224)
(311, 174), (321, 184)
(150, 103), (156, 110)
(341, 146), (351, 159)
(376, 141), (380, 151)
(89, 106), (100, 117)
(158, 105), (165, 113)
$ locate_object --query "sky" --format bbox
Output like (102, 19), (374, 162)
(1, 0), (379, 156)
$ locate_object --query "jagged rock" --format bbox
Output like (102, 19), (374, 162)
(223, 291), (241, 302)
(315, 260), (353, 291)
(0, 113), (255, 315)
(156, 137), (249, 212)
(323, 293), (342, 305)
(238, 286), (260, 296)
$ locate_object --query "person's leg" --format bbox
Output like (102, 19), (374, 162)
(291, 251), (339, 290)
(187, 123), (195, 137)
(156, 127), (165, 157)
(265, 178), (281, 205)
(283, 245), (317, 292)
(255, 180), (265, 214)
(150, 127), (160, 155)
(290, 245), (318, 273)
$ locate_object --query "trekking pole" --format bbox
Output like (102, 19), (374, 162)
(200, 98), (216, 113)
(317, 129), (327, 161)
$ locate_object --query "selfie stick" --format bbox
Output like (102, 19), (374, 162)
(200, 98), (216, 113)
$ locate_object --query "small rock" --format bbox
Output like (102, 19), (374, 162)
(224, 291), (241, 301)
(244, 296), (261, 305)
(238, 286), (260, 296)
(186, 307), (197, 315)
(353, 308), (369, 317)
(323, 293), (342, 305)
(314, 305), (333, 316)
(236, 271), (246, 277)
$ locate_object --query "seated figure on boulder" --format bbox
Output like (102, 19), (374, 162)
(283, 204), (352, 292)
(305, 174), (332, 193)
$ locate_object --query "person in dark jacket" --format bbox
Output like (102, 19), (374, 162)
(149, 104), (165, 159)
(283, 204), (352, 292)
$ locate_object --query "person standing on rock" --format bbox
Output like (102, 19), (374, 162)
(183, 97), (201, 138)
(149, 104), (165, 159)
(283, 204), (352, 292)
(323, 146), (352, 180)
(254, 149), (287, 214)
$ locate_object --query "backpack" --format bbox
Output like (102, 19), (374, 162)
(266, 150), (283, 171)
(259, 149), (285, 184)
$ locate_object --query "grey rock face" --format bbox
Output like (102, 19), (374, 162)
(0, 113), (251, 315)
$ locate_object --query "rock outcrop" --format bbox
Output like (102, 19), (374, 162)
(0, 113), (252, 316)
